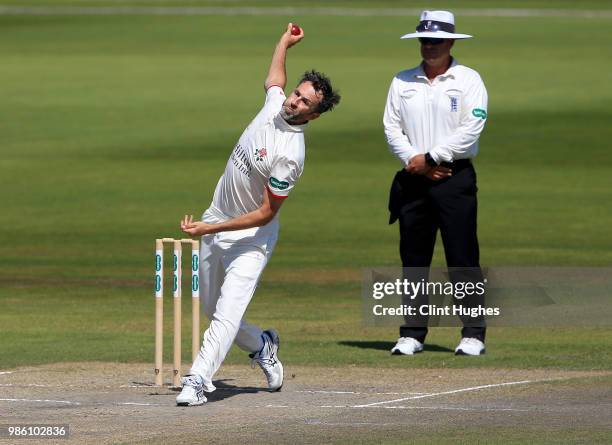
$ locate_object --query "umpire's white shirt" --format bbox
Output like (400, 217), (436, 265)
(204, 85), (305, 240)
(383, 59), (488, 165)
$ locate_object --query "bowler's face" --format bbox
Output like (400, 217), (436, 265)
(420, 39), (454, 64)
(281, 81), (322, 125)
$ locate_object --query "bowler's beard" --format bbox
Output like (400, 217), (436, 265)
(280, 105), (303, 125)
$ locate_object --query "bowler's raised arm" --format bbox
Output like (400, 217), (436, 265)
(264, 23), (304, 91)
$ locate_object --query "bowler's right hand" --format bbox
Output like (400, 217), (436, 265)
(281, 22), (304, 48)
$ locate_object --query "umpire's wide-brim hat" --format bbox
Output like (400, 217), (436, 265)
(401, 10), (472, 40)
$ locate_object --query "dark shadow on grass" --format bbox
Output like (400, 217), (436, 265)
(338, 340), (453, 353)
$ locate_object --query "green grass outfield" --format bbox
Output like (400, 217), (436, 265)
(1, 2), (611, 372)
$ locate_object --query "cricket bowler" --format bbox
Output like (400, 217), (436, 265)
(176, 23), (340, 406)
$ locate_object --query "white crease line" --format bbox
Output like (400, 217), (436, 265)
(353, 379), (556, 408)
(0, 398), (80, 405)
(121, 386), (432, 396)
(0, 6), (610, 19)
(306, 421), (398, 426)
(0, 398), (162, 407)
(3, 383), (429, 394)
(0, 399), (532, 412)
(0, 383), (51, 387)
(0, 371), (14, 375)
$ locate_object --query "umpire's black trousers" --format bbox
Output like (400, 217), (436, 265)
(388, 159), (486, 343)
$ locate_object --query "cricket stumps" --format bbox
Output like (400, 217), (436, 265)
(155, 238), (200, 387)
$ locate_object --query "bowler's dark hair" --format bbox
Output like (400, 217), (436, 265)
(298, 70), (341, 114)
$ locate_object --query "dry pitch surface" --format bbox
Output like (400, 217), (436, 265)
(1, 363), (611, 444)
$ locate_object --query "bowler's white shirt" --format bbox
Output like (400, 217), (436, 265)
(204, 86), (305, 234)
(383, 59), (488, 165)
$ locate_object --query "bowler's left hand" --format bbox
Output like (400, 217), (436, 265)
(181, 215), (215, 236)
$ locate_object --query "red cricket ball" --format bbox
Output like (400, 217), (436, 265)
(291, 24), (301, 36)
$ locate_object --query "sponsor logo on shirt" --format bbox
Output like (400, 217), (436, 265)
(269, 176), (289, 191)
(450, 97), (458, 112)
(254, 147), (267, 162)
(472, 108), (487, 119)
(231, 143), (252, 177)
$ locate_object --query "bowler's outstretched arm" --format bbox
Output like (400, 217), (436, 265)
(264, 23), (304, 91)
(180, 188), (284, 236)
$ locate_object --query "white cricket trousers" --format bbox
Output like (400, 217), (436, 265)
(189, 228), (277, 391)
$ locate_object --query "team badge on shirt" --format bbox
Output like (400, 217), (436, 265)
(254, 148), (267, 162)
(450, 97), (458, 112)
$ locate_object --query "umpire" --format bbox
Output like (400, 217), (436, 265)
(383, 11), (488, 356)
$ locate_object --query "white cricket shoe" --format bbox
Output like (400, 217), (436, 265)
(455, 338), (485, 356)
(176, 374), (207, 406)
(391, 337), (424, 355)
(250, 329), (284, 391)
